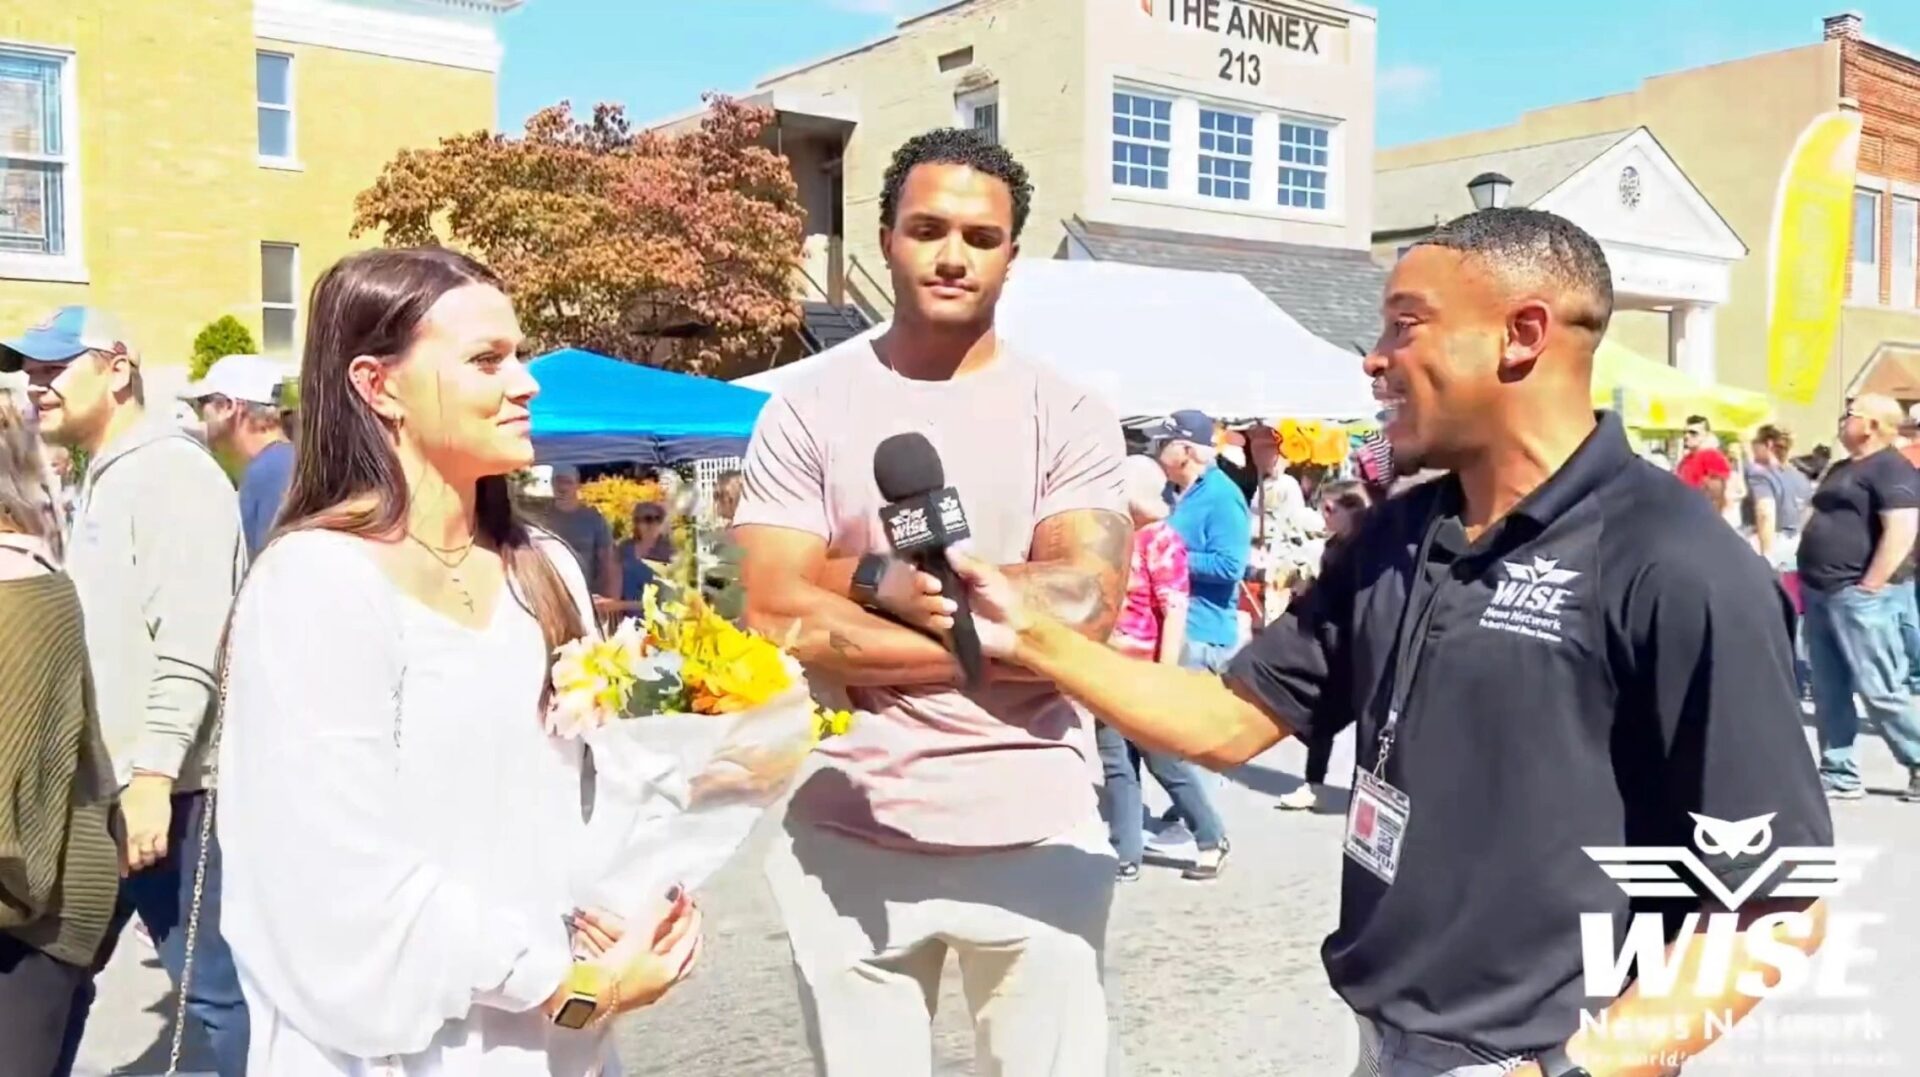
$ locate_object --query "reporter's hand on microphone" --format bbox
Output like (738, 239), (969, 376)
(944, 549), (1029, 659)
(876, 557), (958, 634)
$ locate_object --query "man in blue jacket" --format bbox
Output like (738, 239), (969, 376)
(1150, 409), (1250, 878)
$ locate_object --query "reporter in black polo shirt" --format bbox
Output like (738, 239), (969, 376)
(947, 209), (1832, 1077)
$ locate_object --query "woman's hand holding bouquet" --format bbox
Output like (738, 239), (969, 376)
(545, 584), (851, 943)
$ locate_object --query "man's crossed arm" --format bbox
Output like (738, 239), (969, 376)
(736, 509), (1131, 687)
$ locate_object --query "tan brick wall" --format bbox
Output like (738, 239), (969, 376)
(0, 0), (495, 391)
(254, 43), (496, 350)
(764, 0), (1379, 284)
(765, 0), (1089, 279)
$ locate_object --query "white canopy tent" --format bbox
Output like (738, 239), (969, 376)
(737, 259), (1376, 421)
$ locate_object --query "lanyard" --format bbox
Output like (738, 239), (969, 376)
(1374, 509), (1448, 777)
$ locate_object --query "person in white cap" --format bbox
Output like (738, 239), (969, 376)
(183, 354), (296, 557)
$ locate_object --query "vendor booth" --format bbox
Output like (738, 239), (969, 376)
(735, 260), (1376, 422)
(1592, 338), (1773, 434)
(530, 348), (770, 466)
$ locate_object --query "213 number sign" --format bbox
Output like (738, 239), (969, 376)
(1218, 48), (1262, 86)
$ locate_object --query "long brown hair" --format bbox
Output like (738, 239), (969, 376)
(276, 247), (585, 660)
(0, 392), (62, 556)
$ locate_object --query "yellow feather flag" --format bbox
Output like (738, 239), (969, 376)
(1765, 110), (1863, 406)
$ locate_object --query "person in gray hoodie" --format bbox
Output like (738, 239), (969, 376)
(4, 306), (250, 1076)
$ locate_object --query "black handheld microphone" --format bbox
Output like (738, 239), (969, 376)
(873, 432), (984, 690)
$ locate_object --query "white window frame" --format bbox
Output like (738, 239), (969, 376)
(1109, 80), (1342, 225)
(1851, 187), (1880, 306)
(1278, 117), (1332, 212)
(260, 242), (300, 355)
(1110, 89), (1172, 193)
(256, 50), (298, 169)
(0, 41), (84, 283)
(1893, 194), (1918, 311)
(1197, 107), (1254, 203)
(956, 85), (999, 145)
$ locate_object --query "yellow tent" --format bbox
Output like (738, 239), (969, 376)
(1591, 338), (1773, 434)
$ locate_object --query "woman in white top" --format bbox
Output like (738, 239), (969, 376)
(218, 247), (700, 1075)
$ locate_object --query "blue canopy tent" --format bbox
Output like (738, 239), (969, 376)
(528, 348), (769, 466)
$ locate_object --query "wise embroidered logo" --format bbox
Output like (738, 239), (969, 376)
(1479, 556), (1579, 642)
(1577, 813), (1878, 1004)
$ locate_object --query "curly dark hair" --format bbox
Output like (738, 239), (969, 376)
(879, 128), (1033, 239)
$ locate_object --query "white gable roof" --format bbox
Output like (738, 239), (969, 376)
(1532, 127), (1746, 262)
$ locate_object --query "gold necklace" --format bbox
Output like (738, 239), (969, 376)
(406, 532), (479, 614)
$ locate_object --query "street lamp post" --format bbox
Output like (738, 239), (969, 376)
(1468, 171), (1514, 211)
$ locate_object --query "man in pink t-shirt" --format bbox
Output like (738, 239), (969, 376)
(735, 130), (1129, 1076)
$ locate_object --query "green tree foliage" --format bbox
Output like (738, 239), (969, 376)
(189, 316), (259, 380)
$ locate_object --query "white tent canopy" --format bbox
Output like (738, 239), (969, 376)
(737, 259), (1377, 421)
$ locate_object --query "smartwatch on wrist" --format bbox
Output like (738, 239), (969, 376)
(1535, 1043), (1591, 1077)
(850, 553), (890, 610)
(550, 961), (608, 1030)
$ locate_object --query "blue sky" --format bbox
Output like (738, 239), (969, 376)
(498, 1), (1920, 147)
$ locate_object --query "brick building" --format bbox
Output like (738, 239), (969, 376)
(656, 0), (1390, 358)
(0, 0), (514, 397)
(1378, 11), (1920, 441)
(1841, 10), (1920, 311)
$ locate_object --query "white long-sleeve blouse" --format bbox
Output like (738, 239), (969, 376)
(217, 528), (619, 1076)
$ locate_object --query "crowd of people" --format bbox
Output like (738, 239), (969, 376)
(0, 122), (1907, 1077)
(1663, 400), (1920, 802)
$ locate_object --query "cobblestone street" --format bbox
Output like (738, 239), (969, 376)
(80, 720), (1920, 1076)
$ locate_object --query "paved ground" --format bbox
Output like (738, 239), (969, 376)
(79, 715), (1920, 1077)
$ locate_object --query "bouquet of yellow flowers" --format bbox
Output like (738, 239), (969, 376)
(548, 586), (848, 906)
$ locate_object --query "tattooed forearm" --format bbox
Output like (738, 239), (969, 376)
(737, 527), (959, 687)
(827, 630), (861, 660)
(1004, 510), (1132, 641)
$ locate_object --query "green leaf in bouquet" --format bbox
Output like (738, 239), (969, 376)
(626, 669), (689, 717)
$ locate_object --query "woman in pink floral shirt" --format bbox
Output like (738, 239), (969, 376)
(1099, 457), (1228, 881)
(1110, 490), (1190, 662)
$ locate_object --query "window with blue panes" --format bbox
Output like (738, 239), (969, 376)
(0, 51), (69, 255)
(1111, 92), (1171, 190)
(1279, 121), (1331, 210)
(1198, 109), (1253, 201)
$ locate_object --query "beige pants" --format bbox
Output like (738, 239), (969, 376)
(764, 814), (1117, 1077)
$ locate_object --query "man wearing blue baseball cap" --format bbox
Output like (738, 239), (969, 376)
(1144, 408), (1248, 879)
(4, 307), (251, 1075)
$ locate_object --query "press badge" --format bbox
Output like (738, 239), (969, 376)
(1344, 769), (1411, 885)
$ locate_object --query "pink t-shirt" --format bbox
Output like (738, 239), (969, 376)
(735, 340), (1125, 850)
(1109, 521), (1189, 659)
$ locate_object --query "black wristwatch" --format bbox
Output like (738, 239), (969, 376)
(850, 553), (891, 610)
(1535, 1044), (1591, 1077)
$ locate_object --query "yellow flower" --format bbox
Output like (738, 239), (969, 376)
(546, 631), (642, 736)
(813, 707), (853, 740)
(1278, 419), (1314, 465)
(639, 586), (795, 714)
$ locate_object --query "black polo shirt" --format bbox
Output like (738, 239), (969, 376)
(1226, 413), (1832, 1056)
(1796, 446), (1920, 592)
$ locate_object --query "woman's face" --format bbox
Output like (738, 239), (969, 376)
(1322, 501), (1355, 537)
(633, 510), (666, 545)
(378, 284), (537, 483)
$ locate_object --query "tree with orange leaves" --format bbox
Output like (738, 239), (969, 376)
(352, 95), (804, 375)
